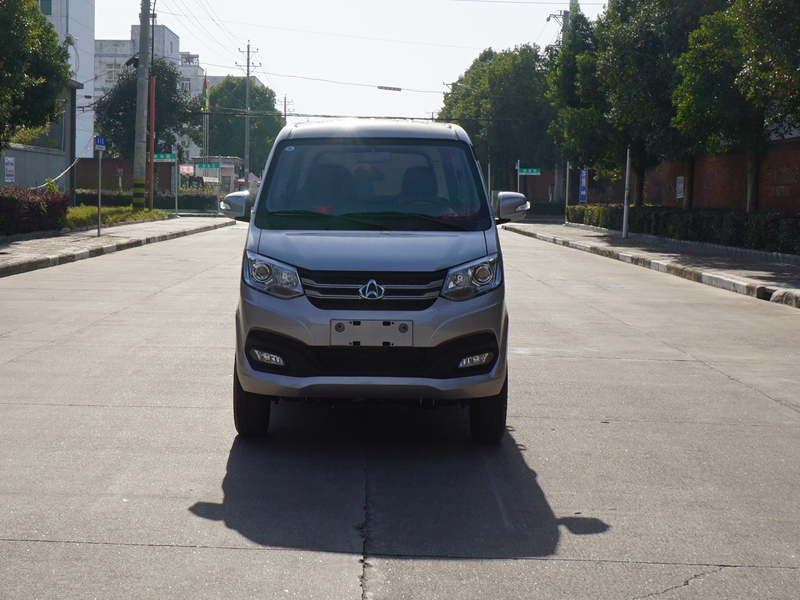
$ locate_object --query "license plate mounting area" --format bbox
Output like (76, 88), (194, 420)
(330, 319), (413, 347)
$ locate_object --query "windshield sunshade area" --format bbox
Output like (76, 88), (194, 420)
(254, 138), (492, 231)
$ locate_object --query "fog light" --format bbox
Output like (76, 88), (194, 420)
(458, 352), (493, 369)
(250, 348), (285, 367)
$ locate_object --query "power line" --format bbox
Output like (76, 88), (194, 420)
(155, 10), (485, 51)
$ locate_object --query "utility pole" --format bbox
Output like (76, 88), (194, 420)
(549, 3), (574, 205)
(238, 42), (257, 184)
(132, 0), (151, 210)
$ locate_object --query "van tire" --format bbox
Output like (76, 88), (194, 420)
(233, 366), (271, 437)
(469, 375), (508, 444)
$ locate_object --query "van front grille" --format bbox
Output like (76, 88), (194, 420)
(299, 269), (446, 311)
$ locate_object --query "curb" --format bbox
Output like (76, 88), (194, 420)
(503, 224), (800, 309)
(0, 220), (234, 279)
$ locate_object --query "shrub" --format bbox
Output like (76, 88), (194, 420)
(566, 204), (800, 255)
(74, 188), (218, 212)
(527, 202), (567, 216)
(0, 187), (70, 236)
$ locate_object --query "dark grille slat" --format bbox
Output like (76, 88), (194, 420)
(299, 269), (446, 311)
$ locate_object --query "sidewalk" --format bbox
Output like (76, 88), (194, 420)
(3, 216), (799, 310)
(0, 216), (235, 278)
(503, 220), (800, 309)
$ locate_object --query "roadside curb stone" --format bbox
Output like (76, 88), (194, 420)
(0, 217), (234, 279)
(503, 223), (800, 310)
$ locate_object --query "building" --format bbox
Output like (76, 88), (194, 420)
(39, 0), (96, 158)
(95, 25), (208, 159)
(1, 0), (92, 191)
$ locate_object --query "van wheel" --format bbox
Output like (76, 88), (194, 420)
(469, 375), (508, 444)
(233, 366), (271, 437)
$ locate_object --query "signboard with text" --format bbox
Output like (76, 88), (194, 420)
(4, 157), (15, 183)
(579, 168), (588, 203)
(196, 163), (220, 178)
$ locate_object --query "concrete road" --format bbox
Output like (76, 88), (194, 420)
(0, 226), (798, 599)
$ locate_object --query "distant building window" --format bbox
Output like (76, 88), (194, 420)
(105, 63), (121, 84)
(39, 0), (52, 14)
(181, 79), (191, 93)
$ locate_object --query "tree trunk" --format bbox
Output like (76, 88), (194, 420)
(746, 149), (760, 213)
(633, 164), (645, 207)
(683, 157), (695, 210)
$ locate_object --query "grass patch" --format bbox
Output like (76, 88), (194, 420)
(66, 204), (174, 230)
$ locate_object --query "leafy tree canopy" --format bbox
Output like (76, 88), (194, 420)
(732, 0), (800, 126)
(94, 58), (202, 158)
(546, 9), (622, 176)
(0, 0), (71, 150)
(439, 44), (556, 188)
(207, 76), (284, 176)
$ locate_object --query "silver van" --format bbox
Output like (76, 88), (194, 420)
(223, 120), (528, 443)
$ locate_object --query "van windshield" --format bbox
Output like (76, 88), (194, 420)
(253, 138), (492, 231)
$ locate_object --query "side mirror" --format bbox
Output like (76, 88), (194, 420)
(219, 191), (253, 221)
(496, 191), (529, 223)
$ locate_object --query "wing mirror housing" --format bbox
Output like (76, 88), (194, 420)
(219, 191), (253, 221)
(496, 191), (529, 223)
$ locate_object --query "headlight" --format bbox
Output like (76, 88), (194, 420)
(243, 251), (304, 298)
(441, 254), (501, 301)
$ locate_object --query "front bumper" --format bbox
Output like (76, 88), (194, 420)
(235, 283), (509, 401)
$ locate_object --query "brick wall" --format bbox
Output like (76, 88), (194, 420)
(76, 158), (176, 193)
(647, 138), (800, 212)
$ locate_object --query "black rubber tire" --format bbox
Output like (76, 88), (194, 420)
(469, 374), (508, 444)
(233, 366), (271, 437)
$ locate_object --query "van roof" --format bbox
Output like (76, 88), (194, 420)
(280, 119), (470, 143)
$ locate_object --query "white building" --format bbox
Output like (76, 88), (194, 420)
(38, 0), (95, 158)
(95, 25), (208, 159)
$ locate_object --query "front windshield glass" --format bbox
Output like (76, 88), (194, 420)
(253, 138), (492, 231)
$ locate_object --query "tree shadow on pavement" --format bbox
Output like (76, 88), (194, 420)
(189, 403), (609, 558)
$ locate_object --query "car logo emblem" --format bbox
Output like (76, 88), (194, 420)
(358, 279), (386, 300)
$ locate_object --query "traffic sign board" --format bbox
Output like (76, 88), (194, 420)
(94, 136), (106, 151)
(149, 153), (176, 162)
(518, 168), (541, 175)
(196, 163), (220, 169)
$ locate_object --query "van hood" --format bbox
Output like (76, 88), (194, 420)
(255, 230), (490, 272)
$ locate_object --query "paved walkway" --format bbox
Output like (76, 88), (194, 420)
(2, 216), (798, 310)
(504, 220), (800, 309)
(0, 217), (234, 278)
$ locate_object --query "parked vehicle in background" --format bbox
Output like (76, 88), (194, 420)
(222, 119), (528, 443)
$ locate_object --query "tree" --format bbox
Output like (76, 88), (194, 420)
(207, 77), (284, 176)
(674, 9), (771, 213)
(547, 9), (623, 178)
(733, 0), (800, 126)
(439, 45), (557, 190)
(0, 0), (71, 150)
(94, 58), (201, 159)
(595, 0), (727, 207)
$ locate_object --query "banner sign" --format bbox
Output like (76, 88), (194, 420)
(4, 157), (14, 183)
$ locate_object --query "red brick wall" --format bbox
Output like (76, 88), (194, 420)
(646, 138), (800, 212)
(761, 138), (800, 212)
(76, 158), (176, 193)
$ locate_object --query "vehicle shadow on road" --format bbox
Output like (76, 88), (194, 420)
(189, 403), (609, 558)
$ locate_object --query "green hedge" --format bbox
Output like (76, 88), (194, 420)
(0, 187), (70, 236)
(527, 201), (567, 216)
(74, 189), (218, 212)
(566, 205), (800, 255)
